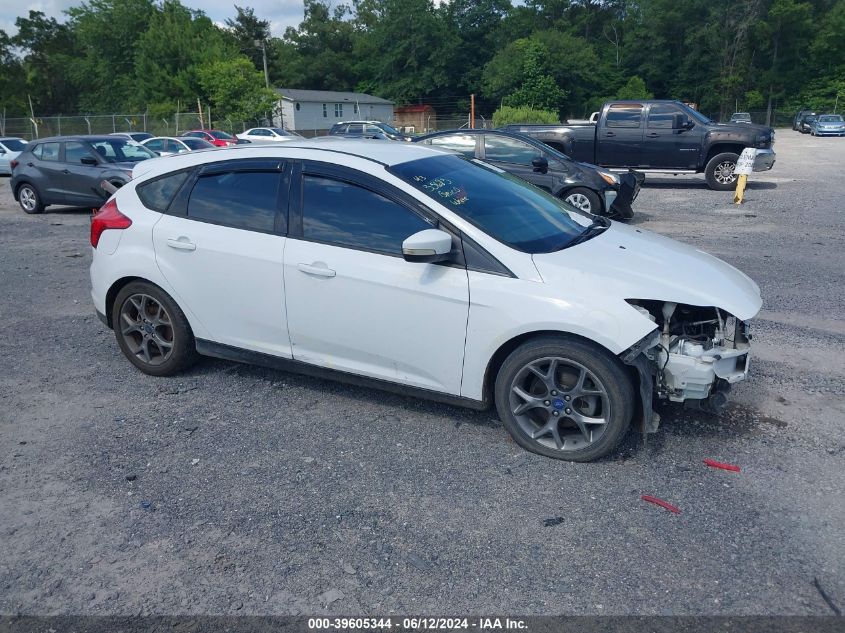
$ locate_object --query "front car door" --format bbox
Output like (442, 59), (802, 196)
(596, 103), (645, 167)
(643, 103), (701, 169)
(61, 141), (106, 206)
(283, 161), (469, 394)
(481, 135), (557, 193)
(152, 159), (292, 356)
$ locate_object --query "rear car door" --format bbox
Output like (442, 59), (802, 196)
(283, 162), (469, 394)
(596, 103), (645, 167)
(29, 141), (65, 202)
(152, 158), (292, 357)
(642, 103), (700, 169)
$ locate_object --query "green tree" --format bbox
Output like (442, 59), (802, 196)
(197, 57), (278, 122)
(492, 105), (559, 126)
(225, 5), (271, 73)
(616, 76), (653, 100)
(483, 38), (567, 113)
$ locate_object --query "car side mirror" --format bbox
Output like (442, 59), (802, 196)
(81, 156), (98, 165)
(402, 229), (453, 263)
(532, 156), (549, 173)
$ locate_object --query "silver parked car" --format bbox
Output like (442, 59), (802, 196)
(141, 136), (215, 156)
(809, 114), (845, 136)
(0, 137), (28, 175)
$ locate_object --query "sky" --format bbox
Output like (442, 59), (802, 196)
(0, 0), (306, 39)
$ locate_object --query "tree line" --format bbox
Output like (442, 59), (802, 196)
(0, 0), (843, 125)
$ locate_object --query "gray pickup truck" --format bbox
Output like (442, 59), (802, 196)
(504, 100), (776, 190)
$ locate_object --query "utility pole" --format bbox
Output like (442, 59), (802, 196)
(255, 39), (270, 88)
(470, 94), (475, 129)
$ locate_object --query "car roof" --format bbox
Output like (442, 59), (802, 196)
(131, 138), (448, 181)
(26, 135), (129, 143)
(0, 137), (26, 141)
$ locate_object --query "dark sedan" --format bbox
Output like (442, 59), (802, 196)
(414, 129), (642, 219)
(10, 135), (156, 214)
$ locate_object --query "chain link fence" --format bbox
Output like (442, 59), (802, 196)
(0, 113), (269, 140)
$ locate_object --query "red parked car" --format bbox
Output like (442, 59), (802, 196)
(181, 129), (239, 147)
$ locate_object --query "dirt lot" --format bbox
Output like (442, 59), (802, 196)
(1, 133), (843, 617)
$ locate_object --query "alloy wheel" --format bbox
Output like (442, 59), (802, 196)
(20, 187), (37, 212)
(508, 356), (611, 452)
(118, 293), (175, 366)
(714, 161), (737, 185)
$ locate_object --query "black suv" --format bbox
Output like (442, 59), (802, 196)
(328, 121), (412, 141)
(10, 135), (156, 214)
(414, 129), (642, 219)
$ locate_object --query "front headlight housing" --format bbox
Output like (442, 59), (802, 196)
(598, 170), (620, 186)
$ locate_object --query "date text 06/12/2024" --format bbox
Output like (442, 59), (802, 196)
(307, 617), (528, 630)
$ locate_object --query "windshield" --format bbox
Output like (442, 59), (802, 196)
(183, 138), (214, 149)
(272, 128), (300, 137)
(378, 122), (402, 136)
(210, 130), (234, 140)
(1, 139), (26, 151)
(90, 139), (157, 163)
(819, 115), (843, 123)
(389, 155), (594, 253)
(679, 103), (712, 124)
(130, 132), (153, 142)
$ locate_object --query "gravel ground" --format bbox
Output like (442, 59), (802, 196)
(0, 133), (843, 617)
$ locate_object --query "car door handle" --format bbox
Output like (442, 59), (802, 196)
(62, 169), (71, 174)
(645, 132), (659, 138)
(27, 162), (34, 167)
(605, 132), (616, 137)
(297, 262), (336, 278)
(166, 237), (196, 251)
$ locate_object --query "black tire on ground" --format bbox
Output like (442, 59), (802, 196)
(17, 183), (44, 214)
(111, 281), (199, 377)
(494, 335), (635, 462)
(704, 152), (740, 191)
(562, 187), (603, 216)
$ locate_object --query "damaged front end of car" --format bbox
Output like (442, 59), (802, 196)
(621, 300), (753, 433)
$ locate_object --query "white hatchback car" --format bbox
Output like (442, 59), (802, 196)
(90, 140), (761, 461)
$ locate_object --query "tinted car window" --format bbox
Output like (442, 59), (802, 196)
(428, 135), (476, 158)
(484, 136), (538, 165)
(210, 130), (234, 140)
(347, 123), (363, 134)
(137, 171), (190, 212)
(30, 144), (43, 160)
(182, 138), (212, 150)
(144, 139), (166, 153)
(90, 139), (156, 162)
(188, 170), (281, 232)
(40, 142), (61, 161)
(302, 175), (431, 254)
(606, 105), (643, 128)
(1, 139), (26, 151)
(647, 103), (682, 128)
(65, 141), (97, 163)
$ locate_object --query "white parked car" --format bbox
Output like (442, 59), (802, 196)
(141, 136), (215, 156)
(0, 137), (28, 175)
(109, 132), (154, 143)
(239, 127), (302, 143)
(89, 140), (761, 461)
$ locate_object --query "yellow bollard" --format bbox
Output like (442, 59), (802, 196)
(733, 174), (748, 204)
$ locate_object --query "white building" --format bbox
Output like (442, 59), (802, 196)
(274, 89), (395, 135)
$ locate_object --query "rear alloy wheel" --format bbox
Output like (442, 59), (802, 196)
(563, 187), (602, 215)
(18, 184), (44, 214)
(704, 152), (740, 191)
(494, 336), (634, 461)
(112, 281), (199, 376)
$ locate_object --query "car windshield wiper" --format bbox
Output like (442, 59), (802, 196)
(562, 217), (610, 249)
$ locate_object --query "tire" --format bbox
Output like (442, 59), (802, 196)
(494, 335), (635, 462)
(704, 152), (739, 191)
(562, 187), (603, 216)
(17, 183), (44, 214)
(111, 281), (199, 377)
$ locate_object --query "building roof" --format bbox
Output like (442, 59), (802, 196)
(277, 88), (393, 105)
(396, 104), (436, 113)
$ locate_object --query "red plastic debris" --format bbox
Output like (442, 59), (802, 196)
(703, 458), (741, 472)
(641, 495), (681, 514)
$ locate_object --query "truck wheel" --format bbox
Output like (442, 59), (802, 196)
(705, 152), (739, 191)
(562, 187), (602, 215)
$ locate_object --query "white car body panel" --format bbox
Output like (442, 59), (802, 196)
(284, 239), (469, 393)
(90, 141), (762, 411)
(0, 138), (26, 175)
(152, 215), (291, 357)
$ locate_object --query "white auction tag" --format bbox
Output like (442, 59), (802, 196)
(734, 148), (757, 176)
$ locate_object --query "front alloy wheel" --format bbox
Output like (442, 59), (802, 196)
(495, 336), (634, 461)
